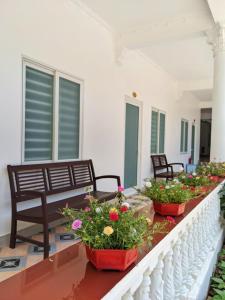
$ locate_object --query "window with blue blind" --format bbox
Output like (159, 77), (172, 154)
(24, 62), (81, 162)
(151, 109), (166, 154)
(180, 119), (188, 153)
(58, 78), (80, 160)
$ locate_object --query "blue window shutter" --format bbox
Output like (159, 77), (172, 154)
(185, 121), (188, 152)
(159, 113), (165, 153)
(24, 66), (53, 161)
(180, 120), (184, 152)
(151, 110), (158, 154)
(58, 78), (80, 160)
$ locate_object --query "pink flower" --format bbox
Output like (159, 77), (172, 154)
(188, 175), (193, 179)
(72, 219), (82, 230)
(118, 186), (124, 192)
(84, 207), (91, 212)
(166, 216), (176, 224)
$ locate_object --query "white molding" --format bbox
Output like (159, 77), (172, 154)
(70, 0), (114, 35)
(118, 11), (213, 49)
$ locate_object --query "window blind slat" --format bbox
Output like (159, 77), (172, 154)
(151, 110), (158, 154)
(58, 77), (80, 160)
(25, 66), (53, 161)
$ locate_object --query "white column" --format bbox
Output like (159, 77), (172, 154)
(210, 23), (225, 161)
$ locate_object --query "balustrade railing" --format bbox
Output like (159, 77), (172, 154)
(102, 182), (224, 300)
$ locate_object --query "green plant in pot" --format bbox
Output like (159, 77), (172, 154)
(178, 172), (211, 187)
(62, 190), (168, 271)
(197, 162), (225, 178)
(143, 179), (193, 216)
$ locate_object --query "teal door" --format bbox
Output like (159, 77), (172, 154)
(124, 103), (139, 188)
(191, 124), (195, 163)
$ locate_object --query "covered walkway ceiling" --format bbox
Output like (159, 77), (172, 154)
(75, 0), (225, 103)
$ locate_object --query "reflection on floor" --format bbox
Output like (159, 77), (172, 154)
(0, 225), (80, 283)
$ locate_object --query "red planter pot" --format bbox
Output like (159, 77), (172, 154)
(209, 176), (219, 183)
(153, 202), (186, 216)
(85, 246), (138, 271)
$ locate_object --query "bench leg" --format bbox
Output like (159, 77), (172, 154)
(9, 217), (17, 248)
(43, 222), (49, 259)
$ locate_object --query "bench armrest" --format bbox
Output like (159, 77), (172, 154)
(94, 175), (121, 187)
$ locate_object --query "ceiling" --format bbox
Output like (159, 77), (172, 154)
(77, 0), (216, 102)
(192, 89), (212, 102)
(142, 36), (213, 81)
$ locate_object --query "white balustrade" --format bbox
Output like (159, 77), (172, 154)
(149, 256), (164, 300)
(163, 249), (175, 300)
(102, 182), (224, 300)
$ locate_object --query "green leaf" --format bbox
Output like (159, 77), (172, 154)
(218, 284), (225, 290)
(212, 295), (223, 300)
(212, 278), (224, 284)
(213, 289), (225, 298)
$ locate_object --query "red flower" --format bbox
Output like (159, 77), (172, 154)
(166, 216), (176, 224)
(120, 206), (128, 213)
(160, 185), (164, 190)
(109, 212), (119, 221)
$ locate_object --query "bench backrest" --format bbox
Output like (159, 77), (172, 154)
(151, 155), (168, 172)
(7, 160), (95, 203)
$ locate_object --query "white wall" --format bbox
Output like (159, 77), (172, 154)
(0, 0), (200, 236)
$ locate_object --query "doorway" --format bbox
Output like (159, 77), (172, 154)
(200, 108), (212, 162)
(191, 124), (195, 163)
(124, 99), (141, 189)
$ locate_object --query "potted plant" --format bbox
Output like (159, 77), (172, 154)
(143, 180), (193, 216)
(197, 162), (225, 179)
(62, 188), (168, 271)
(178, 172), (211, 187)
(177, 172), (216, 194)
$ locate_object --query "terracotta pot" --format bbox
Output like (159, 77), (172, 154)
(85, 246), (138, 271)
(153, 202), (186, 216)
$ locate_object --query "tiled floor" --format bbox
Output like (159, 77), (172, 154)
(0, 225), (80, 283)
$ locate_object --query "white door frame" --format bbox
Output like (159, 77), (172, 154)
(124, 95), (143, 194)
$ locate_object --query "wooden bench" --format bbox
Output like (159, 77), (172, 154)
(7, 160), (121, 258)
(151, 154), (184, 180)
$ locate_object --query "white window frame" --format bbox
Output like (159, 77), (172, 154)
(22, 58), (84, 163)
(151, 107), (166, 155)
(180, 118), (188, 154)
